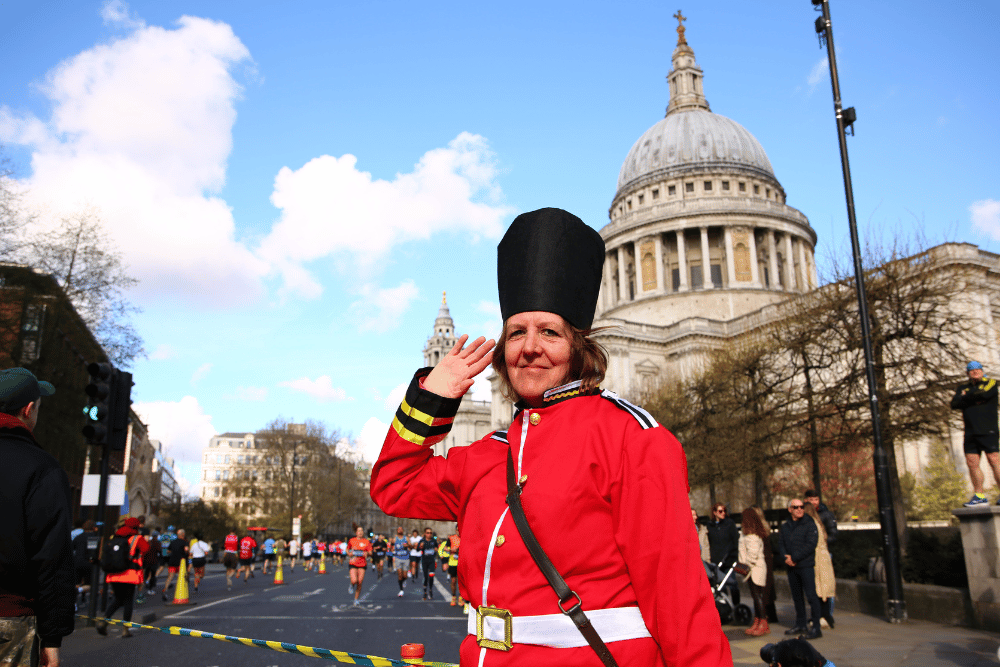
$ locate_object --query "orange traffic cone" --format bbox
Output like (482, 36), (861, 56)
(318, 553), (327, 574)
(171, 559), (195, 605)
(274, 554), (285, 585)
(401, 644), (425, 664)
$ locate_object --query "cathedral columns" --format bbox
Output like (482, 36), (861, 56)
(747, 228), (761, 286)
(603, 250), (615, 308)
(784, 234), (797, 291)
(653, 234), (665, 293)
(724, 227), (737, 286)
(767, 230), (780, 290)
(700, 227), (711, 288)
(617, 245), (628, 303)
(798, 239), (811, 291)
(676, 230), (689, 291)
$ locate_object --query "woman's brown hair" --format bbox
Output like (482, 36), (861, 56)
(491, 319), (609, 403)
(741, 507), (770, 541)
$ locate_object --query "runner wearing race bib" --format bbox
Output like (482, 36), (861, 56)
(347, 526), (372, 606)
(417, 528), (438, 600)
(392, 526), (410, 597)
(408, 529), (421, 580)
(447, 530), (462, 607)
(301, 537), (313, 571)
(288, 538), (299, 570)
(372, 534), (388, 579)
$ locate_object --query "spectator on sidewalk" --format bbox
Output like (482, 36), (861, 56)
(804, 489), (837, 625)
(0, 368), (74, 666)
(779, 498), (822, 640)
(739, 508), (774, 637)
(950, 360), (1000, 507)
(97, 517), (149, 638)
(804, 503), (836, 630)
(707, 502), (740, 605)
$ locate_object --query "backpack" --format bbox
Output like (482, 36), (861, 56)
(101, 535), (138, 573)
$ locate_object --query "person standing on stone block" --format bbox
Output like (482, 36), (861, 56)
(951, 360), (1000, 507)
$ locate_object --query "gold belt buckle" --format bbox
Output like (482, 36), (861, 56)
(475, 605), (513, 651)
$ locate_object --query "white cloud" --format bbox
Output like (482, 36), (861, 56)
(101, 0), (145, 30)
(279, 375), (349, 402)
(807, 56), (829, 92)
(383, 382), (407, 412)
(0, 13), (267, 306)
(149, 344), (177, 361)
(356, 417), (390, 463)
(971, 199), (1000, 238)
(348, 280), (420, 333)
(133, 396), (217, 465)
(234, 386), (268, 401)
(260, 132), (516, 297)
(476, 299), (503, 339)
(191, 363), (212, 386)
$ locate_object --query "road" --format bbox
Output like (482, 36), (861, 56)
(63, 561), (466, 666)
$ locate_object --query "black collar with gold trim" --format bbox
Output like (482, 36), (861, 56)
(514, 380), (600, 412)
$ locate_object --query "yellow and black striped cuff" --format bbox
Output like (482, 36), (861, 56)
(390, 368), (462, 447)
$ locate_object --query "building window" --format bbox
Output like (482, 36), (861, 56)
(668, 185), (677, 196)
(237, 455), (243, 464)
(766, 188), (771, 198)
(754, 185), (760, 195)
(739, 182), (746, 192)
(685, 182), (694, 193)
(214, 487), (220, 498)
(638, 194), (644, 205)
(652, 189), (659, 199)
(224, 455), (230, 464)
(704, 181), (712, 191)
(722, 181), (730, 191)
(215, 470), (222, 480)
(690, 265), (703, 289)
(223, 470), (229, 480)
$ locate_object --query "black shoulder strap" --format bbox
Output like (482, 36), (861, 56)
(505, 448), (619, 667)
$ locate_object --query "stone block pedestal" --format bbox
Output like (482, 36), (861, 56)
(952, 504), (1000, 631)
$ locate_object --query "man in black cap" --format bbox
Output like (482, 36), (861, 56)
(0, 367), (75, 666)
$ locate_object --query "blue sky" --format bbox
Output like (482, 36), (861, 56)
(2, 1), (997, 494)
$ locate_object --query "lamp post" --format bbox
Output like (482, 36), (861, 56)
(811, 0), (906, 623)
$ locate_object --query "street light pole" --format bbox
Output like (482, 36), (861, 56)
(812, 0), (906, 623)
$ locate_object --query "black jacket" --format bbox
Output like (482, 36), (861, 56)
(951, 377), (999, 435)
(706, 516), (739, 569)
(0, 417), (75, 647)
(779, 516), (818, 569)
(816, 502), (837, 545)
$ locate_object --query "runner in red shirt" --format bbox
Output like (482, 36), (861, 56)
(347, 526), (372, 606)
(238, 533), (257, 583)
(223, 531), (239, 590)
(317, 539), (327, 567)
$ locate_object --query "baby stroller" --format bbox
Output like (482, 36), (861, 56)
(704, 561), (753, 626)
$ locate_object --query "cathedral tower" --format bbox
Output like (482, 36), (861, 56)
(423, 292), (457, 367)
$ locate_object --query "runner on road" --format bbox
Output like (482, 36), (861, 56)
(301, 536), (313, 571)
(261, 536), (276, 575)
(223, 530), (239, 590)
(238, 533), (257, 583)
(408, 529), (421, 580)
(372, 534), (388, 579)
(417, 528), (438, 600)
(392, 527), (409, 597)
(448, 530), (462, 607)
(347, 526), (373, 606)
(288, 537), (299, 570)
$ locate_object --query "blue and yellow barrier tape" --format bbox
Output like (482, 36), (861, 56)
(76, 615), (457, 667)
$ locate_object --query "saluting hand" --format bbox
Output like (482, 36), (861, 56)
(423, 334), (496, 398)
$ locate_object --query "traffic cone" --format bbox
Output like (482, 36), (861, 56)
(171, 559), (195, 605)
(274, 554), (285, 585)
(401, 643), (425, 664)
(318, 553), (327, 574)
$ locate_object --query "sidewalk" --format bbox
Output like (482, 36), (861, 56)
(725, 602), (1000, 666)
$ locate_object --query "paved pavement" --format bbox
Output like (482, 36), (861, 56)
(61, 563), (1000, 666)
(725, 601), (1000, 667)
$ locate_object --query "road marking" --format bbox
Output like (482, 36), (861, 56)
(163, 593), (252, 619)
(434, 577), (452, 601)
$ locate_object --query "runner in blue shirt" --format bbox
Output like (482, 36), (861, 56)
(392, 526), (410, 597)
(261, 537), (277, 575)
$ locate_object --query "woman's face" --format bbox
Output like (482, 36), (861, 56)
(505, 311), (573, 407)
(356, 527), (363, 538)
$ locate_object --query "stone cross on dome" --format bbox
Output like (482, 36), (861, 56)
(673, 9), (687, 45)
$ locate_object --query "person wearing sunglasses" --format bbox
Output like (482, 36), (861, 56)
(778, 500), (822, 639)
(706, 503), (740, 606)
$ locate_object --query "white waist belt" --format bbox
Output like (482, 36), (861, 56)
(467, 605), (651, 649)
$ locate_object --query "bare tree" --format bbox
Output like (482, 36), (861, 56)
(23, 210), (143, 365)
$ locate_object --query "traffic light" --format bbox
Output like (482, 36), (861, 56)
(109, 371), (133, 451)
(83, 362), (114, 446)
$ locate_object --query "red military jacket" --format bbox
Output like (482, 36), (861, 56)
(371, 371), (731, 667)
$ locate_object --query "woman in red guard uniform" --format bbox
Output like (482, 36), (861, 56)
(347, 526), (372, 606)
(371, 208), (731, 666)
